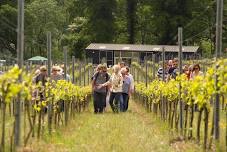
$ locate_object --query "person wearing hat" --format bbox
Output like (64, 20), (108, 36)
(50, 66), (63, 82)
(34, 66), (48, 112)
(35, 66), (47, 86)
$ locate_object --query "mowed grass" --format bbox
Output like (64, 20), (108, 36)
(28, 101), (202, 152)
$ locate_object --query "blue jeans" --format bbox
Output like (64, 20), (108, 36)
(122, 93), (129, 112)
(109, 92), (123, 112)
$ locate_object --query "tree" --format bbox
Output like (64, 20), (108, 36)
(87, 0), (117, 43)
(25, 0), (66, 59)
(63, 17), (91, 59)
(126, 0), (137, 44)
(150, 0), (193, 44)
(0, 4), (17, 59)
(136, 1), (155, 44)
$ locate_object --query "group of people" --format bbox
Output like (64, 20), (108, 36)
(91, 62), (134, 113)
(33, 64), (70, 85)
(32, 65), (70, 111)
(157, 58), (203, 81)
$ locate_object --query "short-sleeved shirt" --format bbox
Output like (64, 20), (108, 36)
(93, 72), (110, 93)
(122, 76), (131, 94)
(109, 73), (123, 93)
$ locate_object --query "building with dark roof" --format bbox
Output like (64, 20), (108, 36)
(85, 43), (200, 65)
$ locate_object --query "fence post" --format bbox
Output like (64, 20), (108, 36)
(79, 62), (82, 86)
(178, 27), (183, 133)
(15, 0), (24, 147)
(214, 0), (223, 141)
(161, 47), (166, 120)
(152, 53), (156, 80)
(145, 53), (148, 87)
(72, 56), (75, 84)
(63, 46), (67, 80)
(88, 64), (90, 85)
(63, 46), (69, 126)
(84, 62), (86, 86)
(47, 31), (52, 135)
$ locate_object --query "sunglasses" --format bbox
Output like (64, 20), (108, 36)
(194, 67), (199, 70)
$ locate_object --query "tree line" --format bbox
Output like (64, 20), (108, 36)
(0, 0), (226, 61)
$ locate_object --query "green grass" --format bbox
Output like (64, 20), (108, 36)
(26, 101), (202, 152)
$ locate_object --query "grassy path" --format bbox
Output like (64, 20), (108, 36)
(28, 101), (201, 152)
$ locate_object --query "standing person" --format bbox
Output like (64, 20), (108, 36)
(125, 66), (134, 92)
(91, 64), (102, 81)
(168, 58), (178, 80)
(121, 68), (131, 112)
(188, 65), (193, 79)
(168, 60), (173, 68)
(157, 61), (169, 81)
(190, 64), (203, 80)
(92, 64), (110, 113)
(101, 65), (123, 112)
(35, 66), (48, 86)
(34, 66), (48, 112)
(183, 65), (190, 80)
(51, 66), (64, 112)
(125, 66), (134, 111)
(50, 66), (63, 82)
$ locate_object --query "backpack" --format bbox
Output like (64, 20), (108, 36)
(94, 72), (109, 85)
(93, 72), (109, 93)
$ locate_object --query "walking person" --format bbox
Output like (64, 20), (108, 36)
(125, 66), (134, 110)
(167, 58), (178, 80)
(91, 64), (102, 81)
(101, 65), (123, 113)
(92, 64), (110, 113)
(121, 68), (131, 112)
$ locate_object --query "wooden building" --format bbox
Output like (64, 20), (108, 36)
(85, 43), (200, 66)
